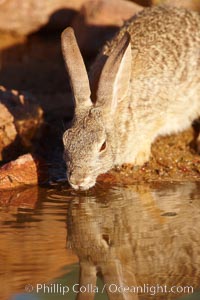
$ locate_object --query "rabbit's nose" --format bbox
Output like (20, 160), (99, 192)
(69, 175), (94, 190)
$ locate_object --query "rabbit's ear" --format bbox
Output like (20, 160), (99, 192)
(96, 33), (132, 114)
(61, 27), (92, 108)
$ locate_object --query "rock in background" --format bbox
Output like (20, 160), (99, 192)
(0, 0), (87, 35)
(0, 86), (43, 161)
(72, 0), (143, 55)
(0, 0), (199, 36)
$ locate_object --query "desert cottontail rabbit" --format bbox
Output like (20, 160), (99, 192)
(61, 6), (200, 190)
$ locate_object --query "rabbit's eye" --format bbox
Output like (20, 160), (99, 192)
(100, 141), (106, 152)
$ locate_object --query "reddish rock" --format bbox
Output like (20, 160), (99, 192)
(0, 186), (39, 208)
(151, 0), (200, 11)
(0, 0), (87, 35)
(0, 86), (43, 161)
(72, 0), (144, 55)
(0, 153), (48, 190)
(0, 103), (17, 158)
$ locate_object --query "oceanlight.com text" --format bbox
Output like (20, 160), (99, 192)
(25, 283), (194, 296)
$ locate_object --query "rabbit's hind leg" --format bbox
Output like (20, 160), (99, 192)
(133, 120), (164, 166)
(134, 142), (152, 166)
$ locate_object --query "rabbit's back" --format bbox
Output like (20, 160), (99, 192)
(103, 5), (200, 77)
(96, 6), (200, 136)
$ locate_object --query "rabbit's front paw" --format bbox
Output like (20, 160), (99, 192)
(134, 145), (151, 166)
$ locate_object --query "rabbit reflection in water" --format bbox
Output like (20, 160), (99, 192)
(62, 6), (200, 190)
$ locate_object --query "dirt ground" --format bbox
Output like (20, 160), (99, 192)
(0, 15), (200, 185)
(100, 127), (200, 185)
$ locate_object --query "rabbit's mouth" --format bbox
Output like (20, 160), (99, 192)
(68, 175), (96, 191)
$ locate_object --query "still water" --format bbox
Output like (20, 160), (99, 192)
(0, 182), (200, 300)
